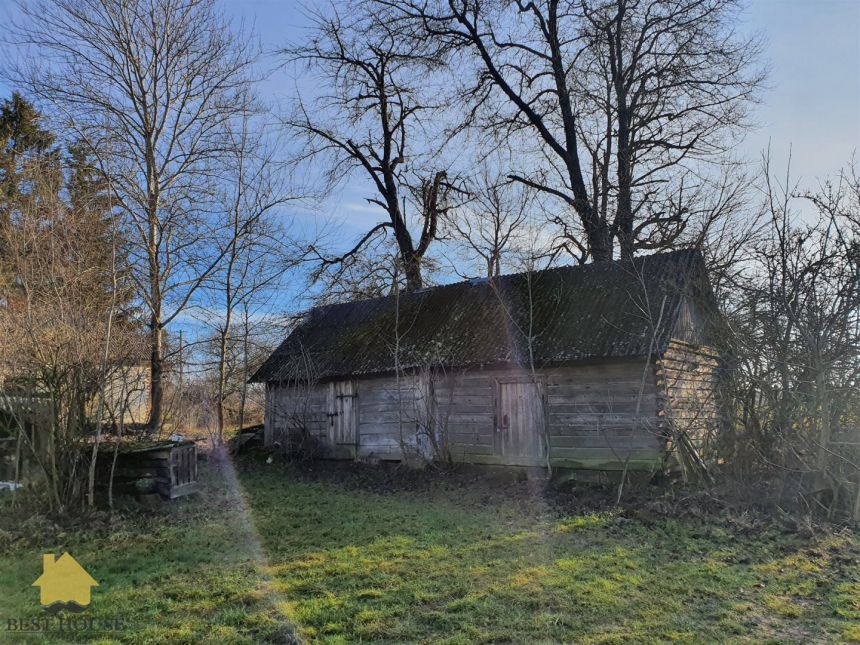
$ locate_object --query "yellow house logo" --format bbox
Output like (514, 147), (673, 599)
(32, 553), (98, 613)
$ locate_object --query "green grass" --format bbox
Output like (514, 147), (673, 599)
(0, 460), (294, 644)
(0, 458), (858, 643)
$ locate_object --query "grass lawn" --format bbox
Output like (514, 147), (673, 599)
(0, 456), (858, 644)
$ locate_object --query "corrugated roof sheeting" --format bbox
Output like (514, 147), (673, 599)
(252, 248), (706, 383)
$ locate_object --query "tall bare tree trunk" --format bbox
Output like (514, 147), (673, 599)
(149, 314), (163, 435)
(610, 1), (634, 262)
(616, 113), (634, 261)
(237, 308), (250, 433)
(216, 306), (232, 444)
(147, 158), (163, 434)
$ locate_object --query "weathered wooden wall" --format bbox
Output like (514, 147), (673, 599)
(264, 381), (327, 446)
(545, 362), (664, 469)
(265, 358), (668, 470)
(356, 374), (430, 460)
(656, 340), (721, 460)
(264, 376), (428, 460)
(432, 370), (496, 463)
(432, 362), (663, 468)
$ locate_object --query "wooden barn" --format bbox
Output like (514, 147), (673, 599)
(252, 249), (722, 475)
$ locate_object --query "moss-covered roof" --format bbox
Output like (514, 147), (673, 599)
(252, 249), (711, 383)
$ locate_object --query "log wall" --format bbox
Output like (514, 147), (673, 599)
(655, 340), (721, 461)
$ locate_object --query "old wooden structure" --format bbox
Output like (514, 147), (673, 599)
(104, 440), (199, 499)
(253, 249), (721, 474)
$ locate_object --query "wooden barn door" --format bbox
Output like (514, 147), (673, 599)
(327, 381), (357, 448)
(496, 379), (545, 462)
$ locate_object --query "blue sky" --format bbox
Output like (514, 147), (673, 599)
(223, 0), (860, 253)
(2, 0), (857, 237)
(740, 0), (860, 182)
(1, 0), (858, 330)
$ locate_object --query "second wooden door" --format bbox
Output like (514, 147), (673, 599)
(496, 380), (545, 461)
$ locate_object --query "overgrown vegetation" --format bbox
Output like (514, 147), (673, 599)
(0, 459), (296, 645)
(712, 160), (860, 518)
(0, 92), (141, 512)
(1, 457), (858, 643)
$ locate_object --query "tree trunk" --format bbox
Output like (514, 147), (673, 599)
(587, 217), (614, 262)
(815, 362), (832, 472)
(403, 253), (423, 291)
(390, 203), (423, 291)
(237, 309), (250, 433)
(216, 324), (229, 445)
(611, 1), (634, 262)
(545, 0), (612, 262)
(146, 154), (163, 434)
(616, 116), (634, 261)
(149, 318), (163, 434)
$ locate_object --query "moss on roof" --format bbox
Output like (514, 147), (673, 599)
(252, 249), (711, 383)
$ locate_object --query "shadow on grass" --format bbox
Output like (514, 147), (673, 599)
(0, 458), (857, 644)
(239, 460), (860, 644)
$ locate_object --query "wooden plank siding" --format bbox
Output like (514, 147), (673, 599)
(434, 361), (665, 469)
(434, 371), (496, 463)
(264, 381), (328, 447)
(356, 375), (430, 461)
(265, 359), (669, 471)
(545, 361), (664, 469)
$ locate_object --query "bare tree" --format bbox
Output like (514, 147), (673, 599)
(447, 164), (534, 277)
(382, 0), (764, 261)
(712, 155), (860, 515)
(234, 304), (281, 434)
(200, 98), (297, 445)
(7, 0), (258, 432)
(310, 246), (405, 303)
(284, 6), (456, 292)
(576, 0), (764, 258)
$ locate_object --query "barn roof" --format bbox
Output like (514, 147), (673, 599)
(252, 248), (712, 383)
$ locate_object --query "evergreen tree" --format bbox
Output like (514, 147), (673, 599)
(0, 92), (58, 207)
